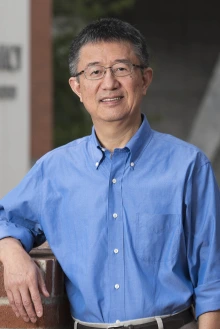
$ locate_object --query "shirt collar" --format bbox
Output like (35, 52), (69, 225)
(126, 114), (153, 165)
(89, 114), (153, 169)
(89, 128), (105, 169)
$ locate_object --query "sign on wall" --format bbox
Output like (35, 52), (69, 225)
(0, 0), (30, 198)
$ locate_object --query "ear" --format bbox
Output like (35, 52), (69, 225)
(69, 77), (83, 102)
(142, 67), (153, 95)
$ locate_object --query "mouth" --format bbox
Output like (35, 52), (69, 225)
(100, 96), (124, 103)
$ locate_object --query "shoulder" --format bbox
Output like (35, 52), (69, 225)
(151, 130), (210, 169)
(36, 136), (90, 165)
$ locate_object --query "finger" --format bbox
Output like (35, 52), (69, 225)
(12, 290), (30, 322)
(20, 286), (38, 323)
(29, 282), (44, 318)
(38, 269), (50, 298)
(6, 289), (20, 317)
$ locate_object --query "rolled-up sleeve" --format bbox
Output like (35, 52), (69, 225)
(0, 162), (46, 252)
(185, 161), (220, 318)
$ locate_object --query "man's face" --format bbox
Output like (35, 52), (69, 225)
(69, 41), (152, 126)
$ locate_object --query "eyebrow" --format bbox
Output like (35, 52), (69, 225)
(86, 59), (130, 67)
(114, 59), (130, 64)
(87, 62), (101, 67)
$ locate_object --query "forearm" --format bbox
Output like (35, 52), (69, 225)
(198, 311), (220, 329)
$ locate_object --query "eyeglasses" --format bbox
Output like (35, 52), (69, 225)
(73, 62), (146, 80)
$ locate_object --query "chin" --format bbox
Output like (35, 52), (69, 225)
(100, 113), (129, 123)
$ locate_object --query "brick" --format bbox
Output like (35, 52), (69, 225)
(31, 0), (53, 160)
(0, 303), (61, 328)
(0, 262), (7, 297)
(0, 0), (71, 326)
(45, 259), (53, 295)
(58, 298), (73, 328)
(54, 260), (65, 297)
(0, 271), (72, 328)
(0, 253), (72, 328)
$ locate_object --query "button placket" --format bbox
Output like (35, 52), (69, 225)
(108, 151), (127, 321)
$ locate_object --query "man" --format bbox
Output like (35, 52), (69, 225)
(0, 18), (220, 329)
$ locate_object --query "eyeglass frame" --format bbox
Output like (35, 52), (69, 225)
(72, 62), (147, 80)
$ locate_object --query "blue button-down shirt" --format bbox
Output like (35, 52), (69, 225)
(0, 115), (220, 323)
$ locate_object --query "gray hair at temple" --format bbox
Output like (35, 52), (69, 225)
(68, 18), (150, 77)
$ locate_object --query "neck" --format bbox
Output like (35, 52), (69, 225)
(94, 115), (142, 153)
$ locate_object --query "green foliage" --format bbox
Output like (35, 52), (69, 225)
(53, 0), (135, 20)
(53, 0), (136, 147)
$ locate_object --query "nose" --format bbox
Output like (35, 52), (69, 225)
(101, 68), (120, 90)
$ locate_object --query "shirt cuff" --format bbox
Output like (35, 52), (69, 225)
(194, 279), (220, 318)
(0, 221), (34, 252)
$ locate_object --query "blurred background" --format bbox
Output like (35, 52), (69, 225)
(0, 0), (219, 198)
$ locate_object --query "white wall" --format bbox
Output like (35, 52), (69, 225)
(0, 0), (30, 198)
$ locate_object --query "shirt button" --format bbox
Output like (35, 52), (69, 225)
(112, 178), (117, 184)
(114, 249), (119, 254)
(113, 213), (118, 219)
(130, 162), (135, 167)
(114, 284), (120, 289)
(95, 162), (99, 167)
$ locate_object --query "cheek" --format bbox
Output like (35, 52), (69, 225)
(80, 88), (91, 103)
(81, 85), (98, 101)
(128, 77), (142, 92)
(80, 88), (98, 111)
(130, 82), (143, 101)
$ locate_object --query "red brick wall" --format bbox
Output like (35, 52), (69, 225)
(0, 247), (72, 328)
(31, 0), (53, 161)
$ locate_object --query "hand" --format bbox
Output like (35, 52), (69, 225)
(0, 238), (50, 323)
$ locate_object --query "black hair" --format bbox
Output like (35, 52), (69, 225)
(68, 18), (149, 77)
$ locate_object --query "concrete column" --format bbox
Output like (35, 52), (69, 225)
(188, 54), (220, 160)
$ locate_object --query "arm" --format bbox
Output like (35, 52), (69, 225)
(185, 160), (220, 319)
(198, 311), (220, 329)
(0, 162), (49, 323)
(0, 237), (49, 323)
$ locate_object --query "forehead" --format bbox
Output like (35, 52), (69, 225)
(78, 41), (138, 68)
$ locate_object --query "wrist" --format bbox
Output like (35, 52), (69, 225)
(0, 237), (23, 262)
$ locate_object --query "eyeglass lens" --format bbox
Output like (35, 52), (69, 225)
(85, 62), (132, 79)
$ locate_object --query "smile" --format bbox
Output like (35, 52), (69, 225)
(101, 97), (123, 102)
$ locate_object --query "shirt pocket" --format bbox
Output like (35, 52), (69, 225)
(136, 214), (180, 263)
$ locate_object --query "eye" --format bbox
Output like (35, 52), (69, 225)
(113, 63), (131, 75)
(90, 69), (102, 76)
(87, 66), (104, 77)
(116, 66), (128, 72)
